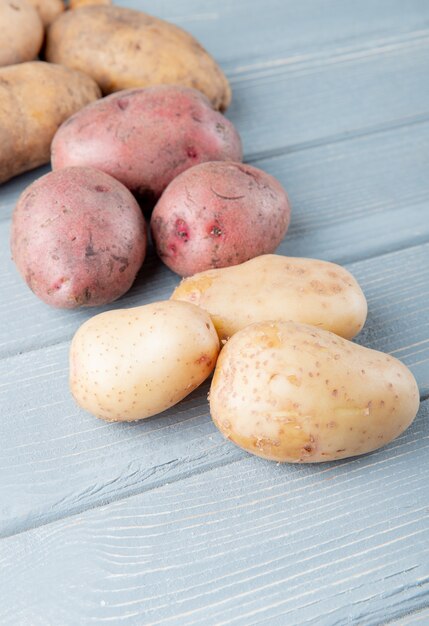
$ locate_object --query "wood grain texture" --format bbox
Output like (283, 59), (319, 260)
(128, 0), (429, 70)
(388, 606), (429, 625)
(0, 400), (428, 625)
(229, 30), (429, 159)
(1, 243), (428, 537)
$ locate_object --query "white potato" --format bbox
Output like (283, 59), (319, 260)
(172, 254), (367, 341)
(70, 300), (220, 421)
(209, 321), (419, 462)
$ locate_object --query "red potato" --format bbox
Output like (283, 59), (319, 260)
(51, 86), (242, 208)
(150, 161), (291, 277)
(11, 167), (147, 309)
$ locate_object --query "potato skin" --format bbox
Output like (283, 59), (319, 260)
(51, 86), (242, 205)
(70, 301), (220, 421)
(70, 0), (110, 8)
(0, 0), (43, 67)
(45, 5), (231, 111)
(210, 321), (419, 463)
(172, 254), (367, 340)
(11, 167), (147, 308)
(0, 62), (100, 184)
(151, 162), (291, 277)
(27, 0), (63, 26)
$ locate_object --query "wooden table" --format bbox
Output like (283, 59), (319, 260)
(1, 1), (428, 623)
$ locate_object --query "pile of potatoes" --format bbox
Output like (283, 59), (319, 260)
(70, 255), (419, 463)
(6, 0), (292, 305)
(2, 1), (420, 463)
(0, 0), (235, 185)
(11, 83), (292, 306)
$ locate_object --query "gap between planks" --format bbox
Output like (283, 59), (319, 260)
(246, 112), (429, 164)
(1, 397), (428, 541)
(0, 403), (428, 623)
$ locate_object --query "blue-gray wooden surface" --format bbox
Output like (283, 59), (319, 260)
(1, 0), (429, 624)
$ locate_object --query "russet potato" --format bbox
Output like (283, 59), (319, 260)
(0, 0), (43, 67)
(46, 5), (231, 110)
(0, 62), (100, 183)
(27, 0), (63, 26)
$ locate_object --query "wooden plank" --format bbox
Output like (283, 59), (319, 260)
(0, 399), (428, 625)
(389, 607), (429, 625)
(127, 0), (429, 70)
(0, 245), (179, 358)
(1, 242), (428, 537)
(349, 244), (429, 394)
(229, 32), (429, 158)
(1, 121), (429, 358)
(0, 353), (242, 537)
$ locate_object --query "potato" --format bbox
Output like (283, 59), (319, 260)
(151, 162), (291, 277)
(27, 0), (63, 26)
(70, 0), (110, 8)
(210, 321), (419, 462)
(51, 86), (242, 207)
(0, 62), (100, 184)
(45, 5), (231, 111)
(0, 0), (43, 67)
(11, 167), (147, 308)
(172, 254), (367, 341)
(70, 300), (220, 421)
